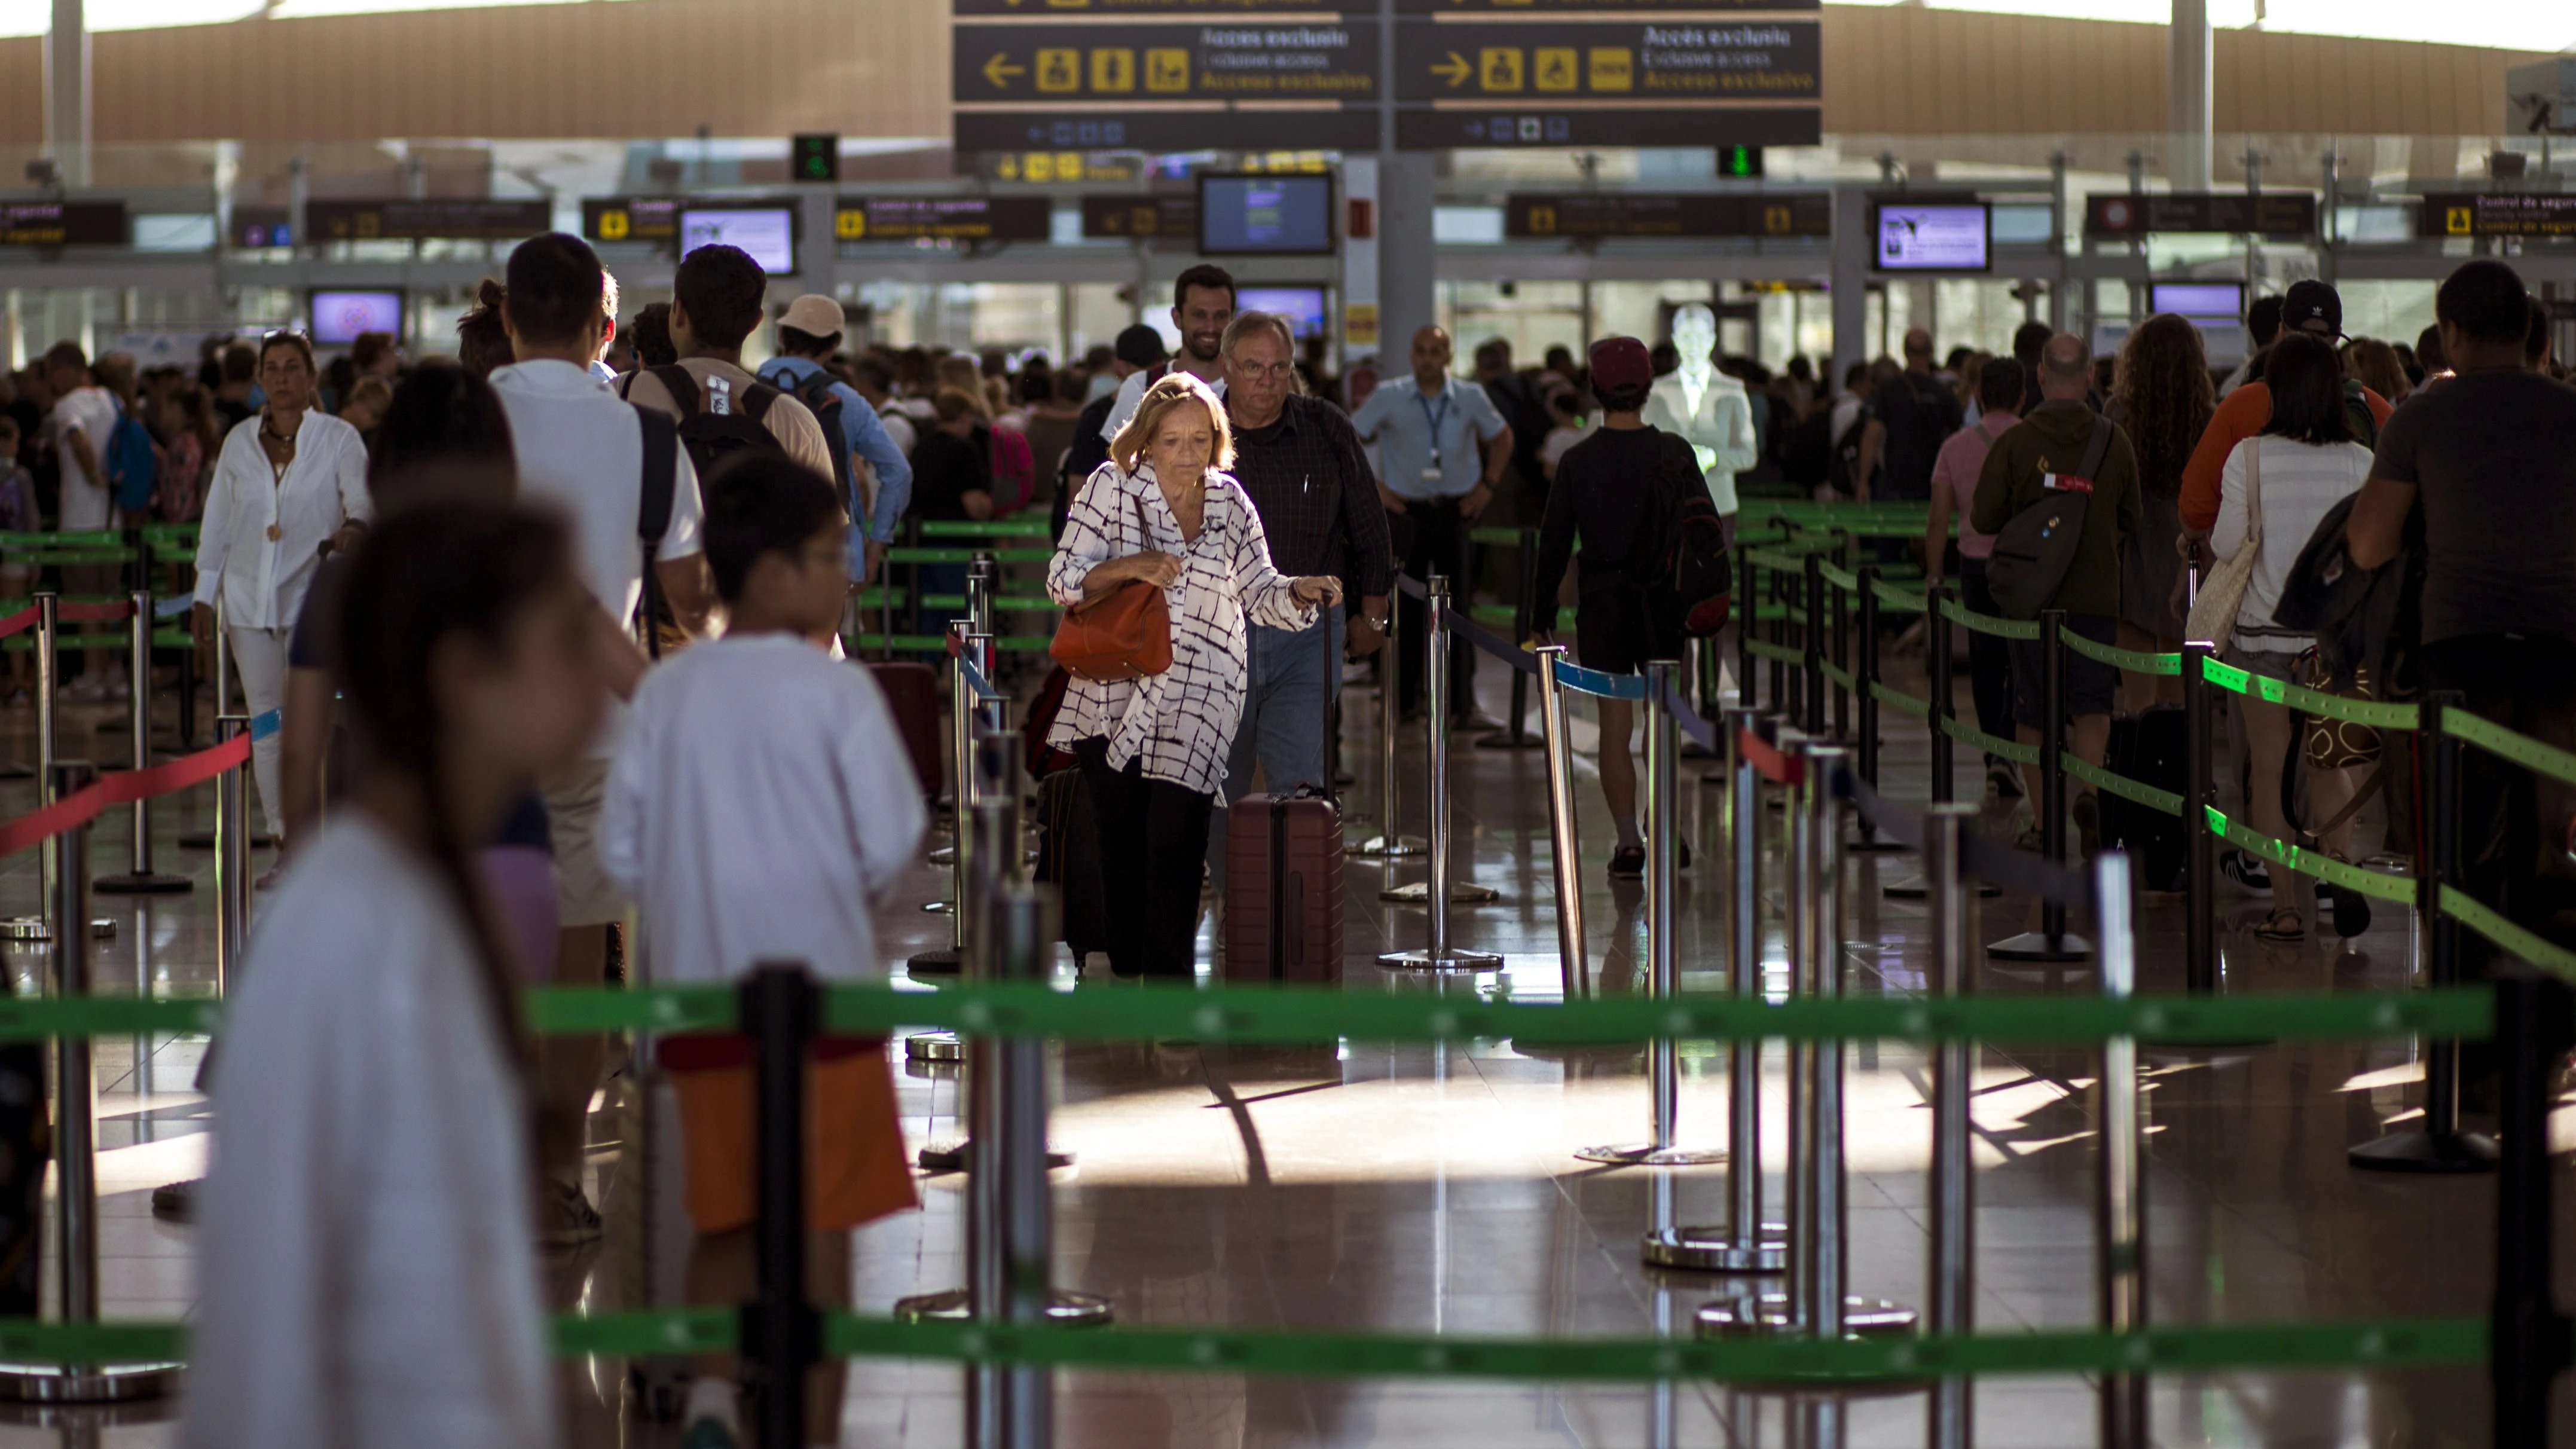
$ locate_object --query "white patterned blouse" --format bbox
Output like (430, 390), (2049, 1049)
(1046, 460), (1315, 797)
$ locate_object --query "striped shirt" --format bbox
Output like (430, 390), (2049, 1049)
(2212, 434), (2374, 649)
(1046, 461), (1315, 797)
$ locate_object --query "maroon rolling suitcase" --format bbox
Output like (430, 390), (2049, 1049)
(1223, 785), (1344, 983)
(867, 661), (943, 800)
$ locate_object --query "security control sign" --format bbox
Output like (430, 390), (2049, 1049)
(2085, 192), (2317, 238)
(954, 23), (1379, 105)
(2418, 192), (2576, 239)
(582, 197), (682, 244)
(833, 197), (1052, 244)
(1396, 21), (1817, 102)
(305, 198), (552, 243)
(1506, 192), (1828, 240)
(0, 202), (128, 247)
(1399, 106), (1815, 149)
(954, 109), (1379, 154)
(1081, 194), (1198, 240)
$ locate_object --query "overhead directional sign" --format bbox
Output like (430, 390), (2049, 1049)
(954, 23), (1379, 105)
(834, 197), (1053, 244)
(1082, 194), (1199, 240)
(582, 197), (682, 244)
(1397, 21), (1817, 102)
(1397, 105), (1817, 149)
(1505, 191), (1828, 240)
(2418, 192), (2576, 239)
(956, 0), (1374, 11)
(956, 109), (1380, 154)
(0, 202), (129, 247)
(1401, 0), (1813, 8)
(307, 198), (551, 243)
(2085, 192), (2317, 239)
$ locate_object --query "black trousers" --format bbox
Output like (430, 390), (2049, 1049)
(1075, 738), (1214, 979)
(1392, 496), (1474, 717)
(1958, 559), (2017, 762)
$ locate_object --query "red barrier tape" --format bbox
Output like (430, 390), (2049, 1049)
(0, 733), (250, 859)
(1737, 726), (1804, 787)
(0, 609), (33, 640)
(0, 601), (137, 641)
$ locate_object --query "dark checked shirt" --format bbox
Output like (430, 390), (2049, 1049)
(1223, 393), (1395, 606)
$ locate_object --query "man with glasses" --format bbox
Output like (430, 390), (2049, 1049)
(1206, 311), (1392, 886)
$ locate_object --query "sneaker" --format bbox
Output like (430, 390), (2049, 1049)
(2071, 793), (2102, 858)
(2219, 851), (2272, 894)
(540, 1179), (603, 1248)
(1988, 761), (2025, 799)
(1678, 840), (1694, 871)
(1609, 845), (1646, 881)
(681, 1416), (741, 1449)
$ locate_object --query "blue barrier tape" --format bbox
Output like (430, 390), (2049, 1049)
(1655, 682), (1721, 753)
(153, 595), (194, 619)
(959, 656), (1003, 704)
(1450, 612), (1539, 677)
(247, 708), (282, 742)
(1554, 661), (1648, 701)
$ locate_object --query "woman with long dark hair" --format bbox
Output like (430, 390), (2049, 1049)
(2109, 313), (2213, 710)
(185, 503), (609, 1449)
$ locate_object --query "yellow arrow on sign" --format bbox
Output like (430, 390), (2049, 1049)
(982, 52), (1027, 88)
(1432, 51), (1472, 87)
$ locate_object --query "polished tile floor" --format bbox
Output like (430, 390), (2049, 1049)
(0, 650), (2562, 1446)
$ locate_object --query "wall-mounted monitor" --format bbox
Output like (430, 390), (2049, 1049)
(678, 205), (797, 274)
(2150, 282), (2245, 320)
(1872, 201), (1990, 273)
(1197, 175), (1335, 256)
(308, 289), (404, 346)
(1234, 286), (1330, 339)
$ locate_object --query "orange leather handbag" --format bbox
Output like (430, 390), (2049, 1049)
(1049, 487), (1174, 681)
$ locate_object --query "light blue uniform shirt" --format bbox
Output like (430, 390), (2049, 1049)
(756, 356), (915, 543)
(1347, 375), (1508, 503)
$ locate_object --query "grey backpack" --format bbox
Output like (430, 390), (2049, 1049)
(1986, 414), (2113, 620)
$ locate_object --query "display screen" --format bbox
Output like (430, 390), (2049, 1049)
(2150, 282), (2245, 319)
(1235, 286), (1329, 339)
(678, 207), (796, 274)
(308, 291), (404, 346)
(1873, 203), (1990, 272)
(1197, 175), (1334, 255)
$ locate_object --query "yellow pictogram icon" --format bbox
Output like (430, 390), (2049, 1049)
(1431, 50), (1471, 88)
(1146, 48), (1189, 91)
(1037, 48), (1079, 92)
(1479, 47), (1523, 91)
(598, 209), (629, 241)
(980, 51), (1026, 89)
(1527, 203), (1557, 234)
(836, 207), (867, 239)
(1587, 47), (1631, 91)
(1535, 47), (1575, 92)
(1090, 48), (1134, 92)
(1763, 204), (1791, 234)
(2446, 206), (2473, 236)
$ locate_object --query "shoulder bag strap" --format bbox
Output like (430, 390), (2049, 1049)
(632, 405), (680, 660)
(2075, 414), (2114, 481)
(650, 364), (701, 424)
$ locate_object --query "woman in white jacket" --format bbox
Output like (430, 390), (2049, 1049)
(189, 331), (369, 874)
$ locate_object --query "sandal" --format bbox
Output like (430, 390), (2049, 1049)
(2251, 907), (2305, 943)
(1608, 846), (1646, 881)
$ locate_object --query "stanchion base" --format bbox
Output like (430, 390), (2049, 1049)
(0, 765), (28, 781)
(2347, 1127), (2499, 1174)
(1376, 947), (1504, 972)
(0, 1364), (181, 1404)
(1575, 1142), (1727, 1167)
(1474, 731), (1544, 751)
(1883, 875), (2001, 900)
(928, 846), (956, 867)
(905, 1032), (963, 1063)
(1986, 931), (2092, 962)
(891, 1287), (1113, 1326)
(921, 899), (953, 914)
(1847, 834), (1907, 854)
(1377, 881), (1503, 906)
(1641, 1224), (1787, 1273)
(94, 873), (192, 896)
(151, 1179), (196, 1221)
(907, 949), (961, 977)
(915, 1139), (1075, 1173)
(0, 919), (118, 944)
(1351, 834), (1427, 859)
(178, 832), (274, 851)
(1695, 1294), (1919, 1338)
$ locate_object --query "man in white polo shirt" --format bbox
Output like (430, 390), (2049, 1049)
(488, 231), (714, 1246)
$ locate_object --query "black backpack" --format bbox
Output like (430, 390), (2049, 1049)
(2273, 491), (2425, 699)
(1985, 414), (2113, 620)
(775, 368), (855, 513)
(629, 405), (682, 659)
(1639, 431), (1734, 637)
(1826, 401), (1874, 496)
(631, 363), (788, 485)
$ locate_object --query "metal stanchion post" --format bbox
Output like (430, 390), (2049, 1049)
(1584, 661), (1715, 1161)
(910, 631), (986, 974)
(1478, 527), (1543, 751)
(2095, 851), (2147, 1448)
(1851, 564), (1883, 838)
(1701, 744), (1912, 1338)
(182, 596), (260, 852)
(0, 763), (179, 1402)
(1535, 647), (1590, 999)
(1887, 585), (1990, 897)
(0, 595), (57, 941)
(1991, 609), (2091, 961)
(2489, 969), (2574, 1448)
(1830, 553), (1850, 742)
(1765, 564), (1787, 708)
(1802, 556), (1826, 736)
(216, 716), (249, 990)
(1354, 594), (1425, 858)
(1735, 543), (1757, 714)
(1381, 579), (1503, 965)
(2351, 689), (2496, 1172)
(99, 591), (189, 895)
(742, 964), (817, 1449)
(2182, 641), (2217, 994)
(1642, 706), (1786, 1271)
(1926, 800), (1978, 1449)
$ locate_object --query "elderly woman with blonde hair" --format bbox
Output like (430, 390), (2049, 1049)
(1046, 373), (1343, 978)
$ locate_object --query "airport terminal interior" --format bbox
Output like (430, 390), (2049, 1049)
(0, 0), (2571, 1444)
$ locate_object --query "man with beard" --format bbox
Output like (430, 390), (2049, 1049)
(1098, 264), (1235, 442)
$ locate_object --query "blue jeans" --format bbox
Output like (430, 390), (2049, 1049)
(1207, 603), (1343, 888)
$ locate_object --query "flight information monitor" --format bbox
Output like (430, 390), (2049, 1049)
(1872, 201), (1990, 273)
(1235, 286), (1330, 339)
(309, 290), (404, 346)
(679, 206), (796, 274)
(1197, 175), (1335, 256)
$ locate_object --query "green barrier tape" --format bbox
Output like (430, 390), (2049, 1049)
(1937, 597), (2041, 641)
(554, 1308), (737, 1359)
(0, 1320), (188, 1365)
(2058, 631), (2180, 675)
(1939, 717), (2040, 766)
(1466, 527), (1526, 546)
(1742, 547), (1810, 574)
(2204, 808), (2419, 906)
(1468, 604), (1517, 626)
(2443, 708), (2576, 791)
(1816, 561), (1860, 592)
(2438, 886), (2576, 981)
(829, 1313), (2479, 1385)
(2062, 753), (2183, 817)
(1744, 638), (1804, 667)
(1871, 579), (1927, 613)
(1820, 660), (1854, 690)
(0, 995), (218, 1042)
(918, 519), (1052, 539)
(1871, 682), (1931, 719)
(2198, 658), (2421, 731)
(525, 983), (735, 1035)
(152, 631), (192, 650)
